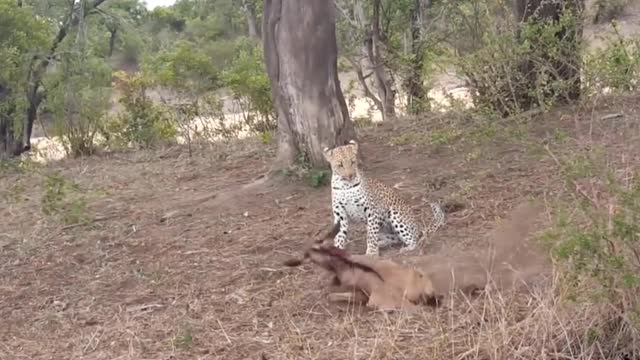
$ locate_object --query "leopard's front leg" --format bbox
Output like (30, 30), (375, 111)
(333, 202), (349, 249)
(365, 211), (382, 256)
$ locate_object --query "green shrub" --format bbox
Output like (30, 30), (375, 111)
(0, 0), (51, 155)
(280, 151), (330, 188)
(221, 37), (276, 134)
(541, 152), (640, 356)
(120, 31), (146, 64)
(583, 24), (640, 94)
(147, 40), (222, 92)
(104, 71), (177, 149)
(456, 9), (583, 116)
(45, 54), (113, 157)
(41, 172), (90, 225)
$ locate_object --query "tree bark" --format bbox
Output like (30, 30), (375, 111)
(514, 0), (584, 105)
(0, 86), (20, 158)
(263, 0), (356, 169)
(405, 0), (430, 114)
(336, 0), (390, 121)
(243, 0), (261, 39)
(368, 0), (396, 121)
(0, 123), (23, 159)
(347, 56), (384, 115)
(108, 28), (117, 57)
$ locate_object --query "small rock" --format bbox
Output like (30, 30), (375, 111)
(52, 300), (68, 312)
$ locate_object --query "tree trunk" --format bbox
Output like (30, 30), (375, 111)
(368, 0), (396, 121)
(0, 121), (23, 159)
(243, 0), (261, 39)
(108, 28), (117, 57)
(405, 0), (429, 114)
(514, 0), (584, 105)
(347, 56), (384, 116)
(364, 37), (396, 121)
(0, 86), (24, 158)
(263, 0), (356, 169)
(334, 0), (397, 121)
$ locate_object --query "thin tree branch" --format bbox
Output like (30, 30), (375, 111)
(346, 57), (384, 114)
(333, 0), (359, 28)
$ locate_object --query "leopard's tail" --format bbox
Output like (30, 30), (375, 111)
(425, 200), (466, 233)
(426, 202), (446, 234)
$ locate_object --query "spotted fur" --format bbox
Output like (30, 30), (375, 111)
(323, 140), (446, 256)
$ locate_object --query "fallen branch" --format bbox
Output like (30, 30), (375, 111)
(60, 214), (117, 231)
(600, 113), (624, 121)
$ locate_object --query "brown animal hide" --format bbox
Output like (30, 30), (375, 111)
(284, 243), (439, 311)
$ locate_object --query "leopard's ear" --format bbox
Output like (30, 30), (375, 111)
(348, 139), (358, 152)
(322, 145), (332, 160)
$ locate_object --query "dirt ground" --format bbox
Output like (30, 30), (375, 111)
(2, 93), (640, 359)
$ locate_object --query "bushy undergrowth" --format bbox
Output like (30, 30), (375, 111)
(103, 71), (177, 149)
(430, 0), (638, 122)
(537, 149), (640, 358)
(448, 1), (583, 117)
(41, 171), (91, 225)
(39, 32), (274, 156)
(221, 37), (276, 134)
(583, 22), (640, 94)
(46, 55), (113, 157)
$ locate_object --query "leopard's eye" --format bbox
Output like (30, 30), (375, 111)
(337, 162), (343, 167)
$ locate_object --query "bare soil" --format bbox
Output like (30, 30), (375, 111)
(2, 93), (640, 359)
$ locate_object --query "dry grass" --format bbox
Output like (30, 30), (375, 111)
(2, 93), (640, 359)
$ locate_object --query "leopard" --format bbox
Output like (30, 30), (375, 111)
(323, 140), (446, 256)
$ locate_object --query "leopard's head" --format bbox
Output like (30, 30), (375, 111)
(323, 140), (360, 183)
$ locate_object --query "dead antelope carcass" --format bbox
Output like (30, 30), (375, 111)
(284, 244), (440, 311)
